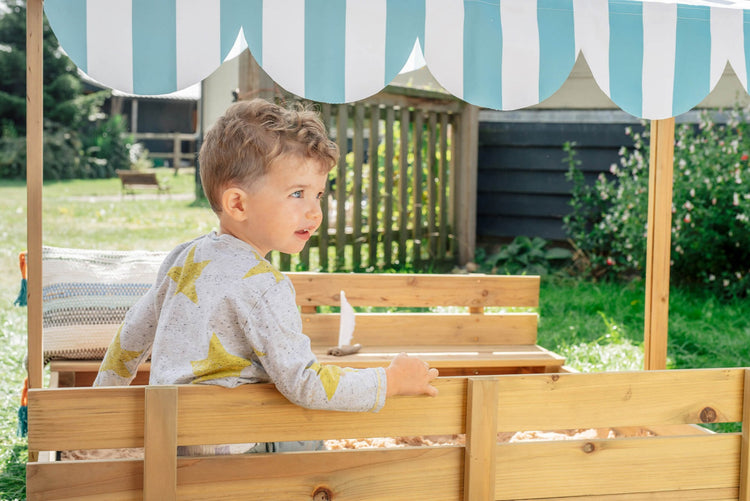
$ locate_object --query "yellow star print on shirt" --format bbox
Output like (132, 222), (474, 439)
(306, 362), (356, 401)
(243, 260), (285, 283)
(167, 245), (210, 304)
(100, 325), (142, 378)
(191, 333), (253, 384)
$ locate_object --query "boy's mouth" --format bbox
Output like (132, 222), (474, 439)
(295, 228), (313, 240)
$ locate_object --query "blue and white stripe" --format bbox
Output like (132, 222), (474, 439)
(44, 0), (750, 118)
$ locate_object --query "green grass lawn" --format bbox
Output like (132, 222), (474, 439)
(1, 172), (750, 499)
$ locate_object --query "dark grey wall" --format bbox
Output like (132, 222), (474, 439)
(476, 111), (644, 242)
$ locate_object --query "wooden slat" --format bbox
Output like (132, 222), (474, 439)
(314, 345), (563, 372)
(497, 369), (744, 431)
(176, 447), (463, 501)
(336, 104), (348, 270)
(449, 113), (458, 257)
(26, 0), (44, 391)
(144, 387), (177, 501)
(29, 448), (463, 501)
(464, 377), (499, 501)
(368, 103), (380, 268)
(289, 272), (540, 308)
(427, 111), (438, 258)
(353, 102), (365, 270)
(399, 106), (410, 265)
(741, 368), (750, 501)
(27, 460), (143, 501)
(438, 112), (449, 260)
(300, 312), (538, 345)
(384, 105), (395, 267)
(176, 377), (465, 445)
(644, 117), (675, 370)
(319, 103), (331, 271)
(495, 434), (740, 500)
(412, 110), (424, 268)
(28, 387), (146, 451)
(504, 489), (738, 501)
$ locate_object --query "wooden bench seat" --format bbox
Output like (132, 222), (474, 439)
(116, 169), (170, 197)
(47, 271), (565, 387)
(27, 368), (750, 500)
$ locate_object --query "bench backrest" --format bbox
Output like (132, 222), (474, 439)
(290, 272), (540, 348)
(116, 170), (160, 185)
(27, 368), (750, 500)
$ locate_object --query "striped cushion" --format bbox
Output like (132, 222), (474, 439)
(42, 247), (167, 361)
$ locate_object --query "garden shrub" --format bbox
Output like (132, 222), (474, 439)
(565, 107), (750, 298)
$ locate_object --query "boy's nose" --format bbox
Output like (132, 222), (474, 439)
(307, 201), (323, 221)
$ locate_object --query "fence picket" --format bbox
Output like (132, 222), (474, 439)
(352, 103), (365, 270)
(383, 105), (395, 268)
(412, 111), (424, 269)
(336, 105), (347, 270)
(368, 104), (380, 268)
(439, 112), (449, 260)
(399, 107), (410, 267)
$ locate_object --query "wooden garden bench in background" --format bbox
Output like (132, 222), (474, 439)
(116, 169), (170, 197)
(26, 368), (750, 500)
(45, 261), (566, 387)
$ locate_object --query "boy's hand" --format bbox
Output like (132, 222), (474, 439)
(385, 353), (439, 397)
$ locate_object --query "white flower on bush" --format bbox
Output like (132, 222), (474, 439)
(723, 279), (730, 287)
(733, 193), (740, 206)
(709, 274), (716, 281)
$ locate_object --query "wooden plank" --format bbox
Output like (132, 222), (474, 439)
(27, 460), (143, 501)
(28, 387), (145, 451)
(384, 105), (395, 267)
(494, 434), (740, 500)
(412, 110), (424, 268)
(336, 104), (348, 270)
(496, 369), (744, 431)
(741, 368), (750, 501)
(427, 111), (438, 258)
(320, 103), (331, 271)
(456, 104), (479, 265)
(644, 117), (675, 370)
(288, 272), (541, 308)
(504, 489), (738, 501)
(439, 112), (449, 260)
(464, 377), (499, 501)
(300, 313), (539, 346)
(314, 345), (563, 373)
(399, 106), (410, 265)
(353, 103), (365, 270)
(176, 378), (465, 446)
(144, 387), (177, 501)
(176, 447), (463, 501)
(26, 0), (44, 391)
(368, 103), (381, 268)
(449, 113), (458, 257)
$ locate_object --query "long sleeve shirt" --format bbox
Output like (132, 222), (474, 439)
(93, 231), (386, 413)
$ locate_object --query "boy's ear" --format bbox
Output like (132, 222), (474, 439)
(221, 187), (249, 221)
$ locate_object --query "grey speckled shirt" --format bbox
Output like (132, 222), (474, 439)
(93, 232), (386, 413)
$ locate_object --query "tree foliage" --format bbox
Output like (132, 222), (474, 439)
(0, 0), (132, 179)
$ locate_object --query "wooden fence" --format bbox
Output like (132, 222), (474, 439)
(267, 90), (476, 272)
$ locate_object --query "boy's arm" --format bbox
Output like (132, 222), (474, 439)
(242, 283), (438, 412)
(93, 295), (157, 386)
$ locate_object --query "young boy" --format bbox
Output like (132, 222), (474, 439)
(93, 99), (439, 453)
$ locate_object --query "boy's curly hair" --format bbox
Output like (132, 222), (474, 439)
(199, 99), (339, 213)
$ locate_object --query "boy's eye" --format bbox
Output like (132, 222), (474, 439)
(291, 190), (302, 198)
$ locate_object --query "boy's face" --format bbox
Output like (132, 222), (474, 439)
(223, 155), (328, 257)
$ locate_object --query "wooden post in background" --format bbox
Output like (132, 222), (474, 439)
(26, 0), (44, 391)
(456, 104), (478, 266)
(644, 118), (675, 370)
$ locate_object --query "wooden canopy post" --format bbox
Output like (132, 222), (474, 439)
(26, 0), (44, 390)
(643, 118), (675, 370)
(456, 103), (479, 265)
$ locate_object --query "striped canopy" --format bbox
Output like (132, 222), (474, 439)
(45, 0), (750, 119)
